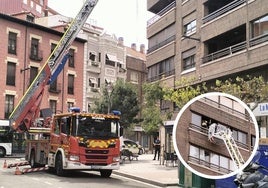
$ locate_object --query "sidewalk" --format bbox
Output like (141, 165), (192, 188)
(114, 154), (179, 187)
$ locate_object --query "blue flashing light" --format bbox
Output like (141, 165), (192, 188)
(112, 110), (121, 116)
(69, 107), (80, 113)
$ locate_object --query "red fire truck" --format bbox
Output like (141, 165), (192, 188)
(8, 0), (122, 177)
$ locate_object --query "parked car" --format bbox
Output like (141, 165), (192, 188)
(122, 139), (144, 155)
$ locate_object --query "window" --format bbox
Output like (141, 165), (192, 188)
(147, 57), (175, 82)
(191, 113), (201, 126)
(130, 72), (138, 83)
(29, 66), (38, 85)
(89, 52), (96, 61)
(5, 95), (14, 119)
(252, 15), (268, 38)
(49, 100), (57, 114)
(67, 102), (74, 109)
(6, 62), (16, 86)
(189, 145), (233, 173)
(49, 78), (58, 93)
(68, 49), (75, 67)
(30, 38), (42, 61)
(184, 20), (196, 35)
(68, 74), (74, 94)
(26, 14), (34, 22)
(182, 48), (196, 71)
(8, 32), (17, 54)
(51, 43), (57, 59)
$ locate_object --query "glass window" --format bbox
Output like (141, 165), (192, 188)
(184, 20), (196, 35)
(29, 66), (38, 85)
(68, 74), (74, 94)
(68, 49), (75, 67)
(5, 95), (14, 119)
(6, 62), (16, 86)
(31, 38), (39, 58)
(8, 32), (17, 54)
(189, 145), (199, 158)
(49, 100), (57, 114)
(252, 15), (268, 37)
(183, 55), (195, 70)
(191, 113), (201, 126)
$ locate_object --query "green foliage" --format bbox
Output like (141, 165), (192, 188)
(163, 77), (208, 108)
(111, 80), (139, 127)
(141, 82), (164, 134)
(212, 75), (268, 103)
(93, 80), (139, 127)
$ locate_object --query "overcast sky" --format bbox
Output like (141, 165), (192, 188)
(48, 0), (154, 48)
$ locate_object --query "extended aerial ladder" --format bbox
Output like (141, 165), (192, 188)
(208, 123), (245, 169)
(9, 0), (98, 133)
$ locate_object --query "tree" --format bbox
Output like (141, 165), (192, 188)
(141, 82), (164, 134)
(93, 80), (139, 128)
(212, 75), (268, 104)
(163, 77), (208, 109)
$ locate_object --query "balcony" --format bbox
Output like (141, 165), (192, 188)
(87, 60), (101, 73)
(147, 1), (176, 27)
(147, 35), (176, 54)
(147, 69), (175, 83)
(203, 0), (246, 24)
(202, 33), (268, 64)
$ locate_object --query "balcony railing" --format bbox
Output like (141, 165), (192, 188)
(202, 33), (268, 64)
(202, 41), (246, 63)
(147, 1), (176, 27)
(147, 35), (176, 54)
(147, 69), (175, 82)
(202, 0), (246, 24)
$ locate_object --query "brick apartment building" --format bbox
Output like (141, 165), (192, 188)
(175, 93), (256, 176)
(0, 13), (85, 119)
(147, 0), (268, 186)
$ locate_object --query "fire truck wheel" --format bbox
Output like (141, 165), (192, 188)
(100, 170), (112, 178)
(55, 153), (65, 176)
(0, 147), (6, 158)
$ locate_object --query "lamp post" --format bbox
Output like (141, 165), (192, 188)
(107, 82), (113, 114)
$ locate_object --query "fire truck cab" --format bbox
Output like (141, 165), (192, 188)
(26, 108), (121, 177)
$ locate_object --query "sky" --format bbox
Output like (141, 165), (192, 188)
(48, 0), (154, 49)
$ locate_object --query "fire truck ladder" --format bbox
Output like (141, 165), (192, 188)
(9, 0), (98, 132)
(209, 123), (245, 169)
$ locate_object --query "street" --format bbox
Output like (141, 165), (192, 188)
(0, 157), (160, 188)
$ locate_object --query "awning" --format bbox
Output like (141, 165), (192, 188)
(106, 54), (118, 62)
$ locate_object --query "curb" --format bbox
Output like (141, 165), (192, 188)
(113, 171), (179, 187)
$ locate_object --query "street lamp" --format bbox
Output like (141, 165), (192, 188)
(107, 82), (113, 114)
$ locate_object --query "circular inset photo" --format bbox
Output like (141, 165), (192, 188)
(173, 92), (259, 179)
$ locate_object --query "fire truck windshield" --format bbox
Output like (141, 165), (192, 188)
(75, 116), (119, 139)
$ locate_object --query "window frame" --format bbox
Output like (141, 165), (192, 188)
(8, 32), (17, 54)
(6, 62), (16, 86)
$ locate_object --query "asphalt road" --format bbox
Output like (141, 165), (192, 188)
(0, 157), (160, 188)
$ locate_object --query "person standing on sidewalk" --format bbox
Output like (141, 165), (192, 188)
(153, 136), (160, 160)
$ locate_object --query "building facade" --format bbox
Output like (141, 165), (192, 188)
(146, 0), (268, 163)
(0, 13), (86, 119)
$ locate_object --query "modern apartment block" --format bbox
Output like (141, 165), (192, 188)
(147, 0), (268, 158)
(148, 0), (268, 85)
(175, 94), (256, 176)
